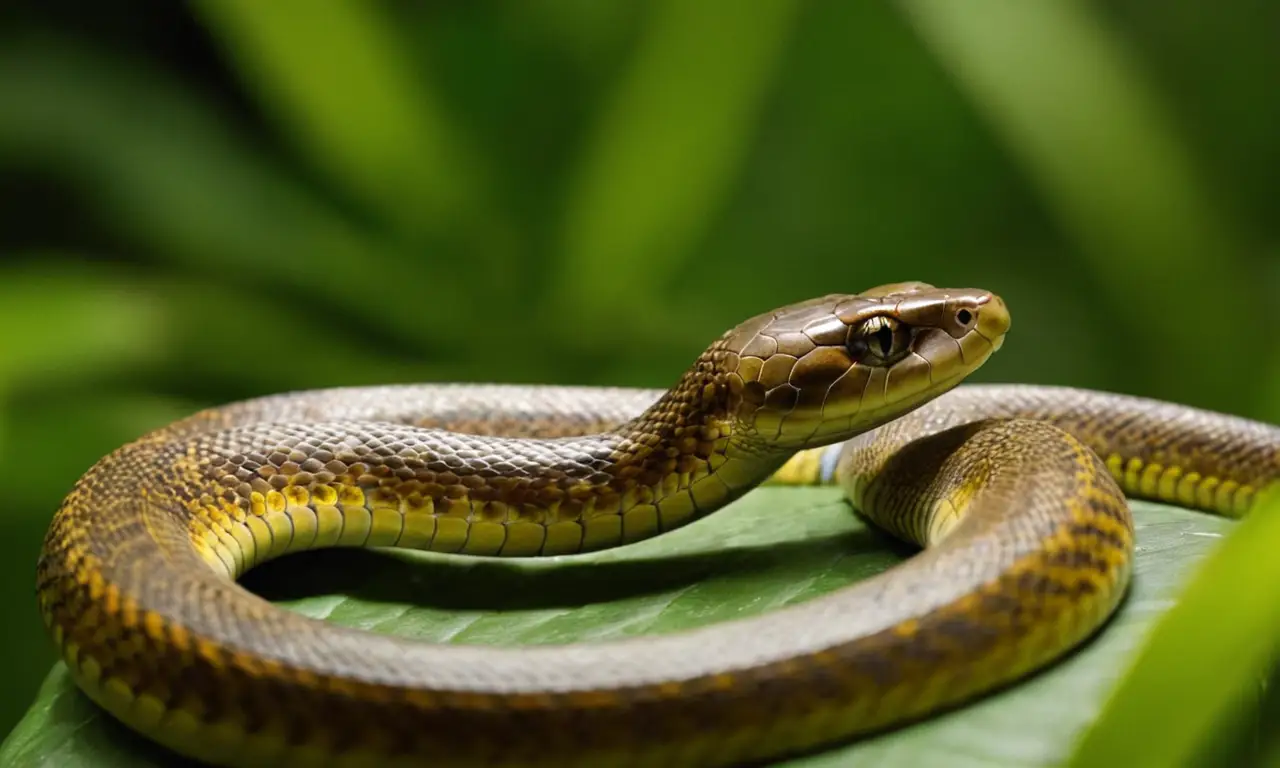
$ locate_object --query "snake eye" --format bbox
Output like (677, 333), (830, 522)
(848, 316), (912, 365)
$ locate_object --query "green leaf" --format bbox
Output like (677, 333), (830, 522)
(0, 262), (166, 392)
(0, 39), (477, 350)
(897, 0), (1258, 409)
(0, 260), (164, 464)
(1, 490), (1250, 767)
(1065, 491), (1280, 768)
(151, 280), (468, 392)
(554, 0), (801, 344)
(192, 0), (489, 237)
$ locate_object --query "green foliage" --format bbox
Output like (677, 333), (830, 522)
(194, 0), (489, 236)
(556, 0), (801, 341)
(0, 493), (1257, 767)
(0, 0), (1277, 763)
(900, 0), (1263, 405)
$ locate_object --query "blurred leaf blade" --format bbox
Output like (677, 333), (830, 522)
(556, 0), (801, 343)
(898, 0), (1257, 408)
(0, 38), (477, 349)
(153, 279), (459, 392)
(193, 0), (487, 237)
(0, 262), (167, 390)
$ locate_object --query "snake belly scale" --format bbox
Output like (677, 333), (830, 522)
(35, 282), (1280, 767)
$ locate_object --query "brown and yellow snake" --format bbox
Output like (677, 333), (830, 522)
(36, 282), (1279, 767)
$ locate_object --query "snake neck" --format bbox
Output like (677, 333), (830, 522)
(609, 344), (787, 515)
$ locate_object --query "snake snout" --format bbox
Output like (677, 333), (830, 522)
(973, 292), (1011, 351)
(727, 287), (1009, 451)
(915, 290), (1010, 363)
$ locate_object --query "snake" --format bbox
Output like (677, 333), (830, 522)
(35, 281), (1279, 768)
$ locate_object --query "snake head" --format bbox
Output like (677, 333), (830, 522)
(722, 283), (1009, 450)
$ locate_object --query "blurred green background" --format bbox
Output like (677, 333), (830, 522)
(0, 0), (1277, 742)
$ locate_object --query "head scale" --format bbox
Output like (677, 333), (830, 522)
(718, 282), (1010, 450)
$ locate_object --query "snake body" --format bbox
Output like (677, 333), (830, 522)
(35, 283), (1279, 767)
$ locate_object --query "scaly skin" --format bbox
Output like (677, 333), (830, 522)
(35, 283), (1278, 767)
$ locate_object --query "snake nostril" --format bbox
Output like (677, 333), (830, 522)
(956, 309), (974, 326)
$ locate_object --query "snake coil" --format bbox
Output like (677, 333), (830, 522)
(37, 283), (1279, 767)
